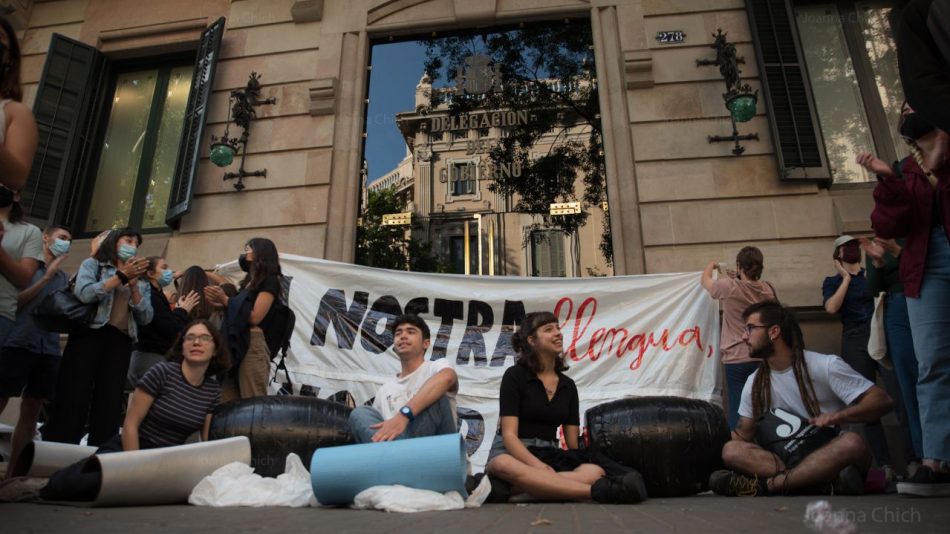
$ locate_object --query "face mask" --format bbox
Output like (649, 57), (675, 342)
(838, 245), (861, 264)
(158, 269), (174, 287)
(118, 244), (137, 261)
(900, 113), (935, 141)
(50, 238), (71, 257)
(238, 253), (250, 272)
(0, 186), (14, 209)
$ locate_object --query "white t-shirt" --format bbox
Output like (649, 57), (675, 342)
(0, 219), (44, 321)
(373, 359), (457, 421)
(738, 350), (874, 420)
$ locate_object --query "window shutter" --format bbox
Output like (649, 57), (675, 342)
(22, 35), (106, 227)
(550, 231), (566, 277)
(746, 0), (831, 180)
(166, 17), (226, 225)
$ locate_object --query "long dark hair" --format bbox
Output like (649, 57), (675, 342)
(742, 301), (819, 420)
(93, 227), (142, 265)
(511, 311), (568, 374)
(240, 237), (281, 291)
(177, 266), (214, 320)
(0, 17), (23, 101)
(166, 319), (231, 377)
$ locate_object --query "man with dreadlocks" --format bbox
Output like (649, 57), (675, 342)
(709, 301), (893, 497)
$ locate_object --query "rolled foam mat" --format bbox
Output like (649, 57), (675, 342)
(89, 436), (251, 506)
(10, 441), (97, 478)
(310, 433), (467, 505)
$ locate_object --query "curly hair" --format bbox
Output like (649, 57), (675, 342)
(165, 319), (231, 377)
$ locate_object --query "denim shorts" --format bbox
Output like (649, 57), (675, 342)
(486, 434), (559, 465)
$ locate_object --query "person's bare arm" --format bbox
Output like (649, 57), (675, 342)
(701, 261), (718, 293)
(823, 262), (851, 315)
(122, 389), (156, 451)
(0, 102), (38, 191)
(812, 386), (892, 427)
(732, 416), (756, 442)
(369, 368), (458, 442)
(564, 424), (580, 449)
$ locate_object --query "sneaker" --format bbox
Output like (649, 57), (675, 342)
(590, 471), (648, 504)
(708, 469), (767, 497)
(484, 474), (511, 503)
(832, 465), (865, 496)
(897, 466), (950, 497)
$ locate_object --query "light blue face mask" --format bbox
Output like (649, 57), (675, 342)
(117, 244), (137, 261)
(50, 238), (71, 257)
(158, 269), (174, 287)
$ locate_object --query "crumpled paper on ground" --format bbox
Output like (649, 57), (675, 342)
(804, 500), (857, 534)
(189, 453), (317, 507)
(352, 485), (466, 513)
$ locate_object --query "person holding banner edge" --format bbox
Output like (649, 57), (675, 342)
(348, 313), (459, 443)
(484, 311), (647, 504)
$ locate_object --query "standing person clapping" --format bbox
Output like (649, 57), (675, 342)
(43, 229), (154, 446)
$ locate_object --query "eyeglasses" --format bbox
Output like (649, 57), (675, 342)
(184, 334), (214, 344)
(744, 324), (770, 335)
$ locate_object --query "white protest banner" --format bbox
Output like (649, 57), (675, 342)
(221, 255), (721, 469)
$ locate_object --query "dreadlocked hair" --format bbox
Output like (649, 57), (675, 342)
(743, 301), (821, 421)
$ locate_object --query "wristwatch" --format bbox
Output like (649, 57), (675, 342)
(399, 406), (415, 422)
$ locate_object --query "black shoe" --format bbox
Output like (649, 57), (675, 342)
(831, 465), (864, 496)
(897, 466), (950, 497)
(485, 474), (511, 503)
(591, 471), (648, 504)
(709, 469), (768, 497)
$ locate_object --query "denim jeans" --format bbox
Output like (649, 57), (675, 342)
(0, 315), (15, 347)
(884, 292), (923, 459)
(906, 227), (950, 463)
(725, 361), (759, 430)
(348, 395), (457, 444)
(840, 323), (913, 466)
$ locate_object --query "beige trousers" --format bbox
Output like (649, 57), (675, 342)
(221, 328), (270, 402)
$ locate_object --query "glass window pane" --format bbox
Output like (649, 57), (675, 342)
(856, 1), (908, 161)
(85, 70), (158, 231)
(142, 66), (193, 229)
(795, 4), (876, 183)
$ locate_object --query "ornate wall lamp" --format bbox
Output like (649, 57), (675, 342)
(210, 72), (277, 191)
(697, 29), (759, 156)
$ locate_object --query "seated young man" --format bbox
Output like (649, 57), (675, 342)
(710, 301), (893, 496)
(349, 314), (458, 442)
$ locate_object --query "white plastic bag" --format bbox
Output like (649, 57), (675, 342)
(352, 485), (465, 513)
(868, 292), (892, 369)
(189, 453), (317, 507)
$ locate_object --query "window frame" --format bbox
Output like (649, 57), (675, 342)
(22, 18), (224, 236)
(746, 0), (907, 184)
(74, 56), (195, 236)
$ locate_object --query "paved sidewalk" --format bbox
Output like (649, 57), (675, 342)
(3, 493), (946, 533)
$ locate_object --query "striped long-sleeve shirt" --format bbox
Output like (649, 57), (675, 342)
(137, 361), (220, 448)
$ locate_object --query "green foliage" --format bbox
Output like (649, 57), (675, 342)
(421, 20), (612, 265)
(356, 187), (447, 272)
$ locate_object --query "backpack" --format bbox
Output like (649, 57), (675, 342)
(270, 301), (296, 394)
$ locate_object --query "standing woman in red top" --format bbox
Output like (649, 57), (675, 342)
(860, 102), (950, 495)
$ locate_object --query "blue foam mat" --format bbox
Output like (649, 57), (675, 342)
(310, 433), (467, 505)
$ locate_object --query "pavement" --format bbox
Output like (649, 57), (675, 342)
(2, 493), (947, 533)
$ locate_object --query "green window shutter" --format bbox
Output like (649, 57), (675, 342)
(22, 35), (107, 227)
(166, 17), (226, 225)
(746, 0), (831, 181)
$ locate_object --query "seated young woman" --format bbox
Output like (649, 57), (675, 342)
(40, 320), (230, 500)
(484, 311), (647, 504)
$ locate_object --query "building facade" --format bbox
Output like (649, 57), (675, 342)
(7, 0), (907, 353)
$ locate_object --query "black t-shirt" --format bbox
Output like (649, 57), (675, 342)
(498, 363), (579, 442)
(248, 275), (283, 355)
